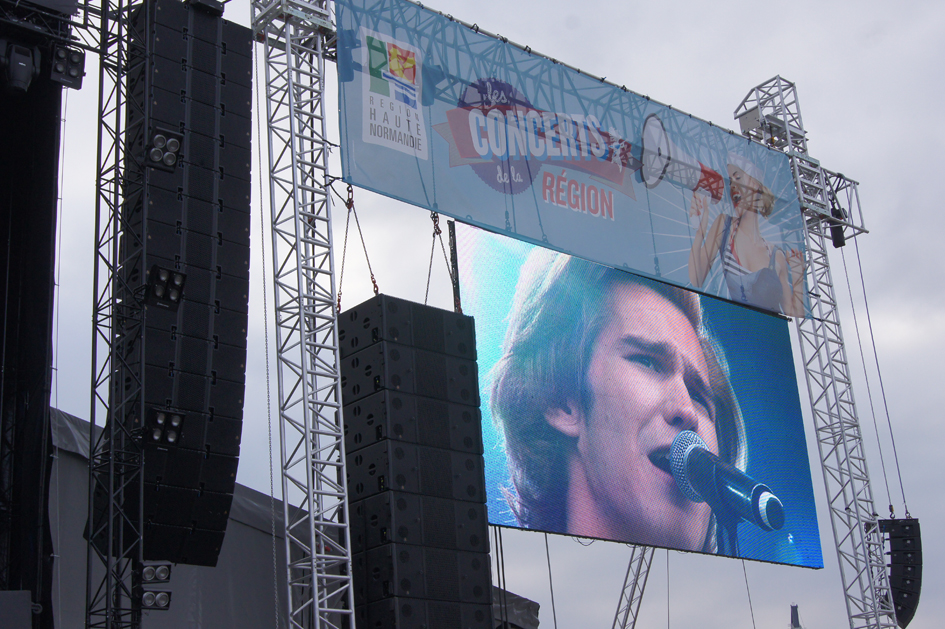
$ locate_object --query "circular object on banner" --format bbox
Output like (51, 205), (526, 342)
(641, 113), (670, 188)
(458, 78), (540, 195)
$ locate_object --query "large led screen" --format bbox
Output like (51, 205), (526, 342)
(336, 0), (808, 317)
(458, 224), (822, 567)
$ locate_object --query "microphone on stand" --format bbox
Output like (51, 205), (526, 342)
(670, 430), (785, 532)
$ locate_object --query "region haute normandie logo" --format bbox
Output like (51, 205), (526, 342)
(361, 29), (427, 159)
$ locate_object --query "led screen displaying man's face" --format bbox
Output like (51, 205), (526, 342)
(458, 225), (822, 567)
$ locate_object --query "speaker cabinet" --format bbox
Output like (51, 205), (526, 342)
(340, 341), (479, 407)
(349, 490), (488, 554)
(354, 543), (491, 605)
(338, 294), (476, 360)
(880, 518), (922, 628)
(363, 597), (492, 629)
(347, 440), (485, 504)
(344, 390), (482, 455)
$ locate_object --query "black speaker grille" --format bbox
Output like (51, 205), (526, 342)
(420, 448), (452, 497)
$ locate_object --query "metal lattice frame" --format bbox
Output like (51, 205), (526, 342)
(611, 545), (655, 629)
(85, 0), (148, 626)
(736, 76), (896, 629)
(251, 1), (356, 626)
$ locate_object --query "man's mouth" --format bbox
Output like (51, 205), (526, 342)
(648, 447), (672, 475)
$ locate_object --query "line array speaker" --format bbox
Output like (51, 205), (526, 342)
(117, 0), (252, 567)
(880, 518), (922, 628)
(348, 490), (488, 555)
(344, 390), (482, 455)
(341, 296), (491, 624)
(358, 596), (492, 629)
(338, 293), (476, 360)
(352, 543), (491, 606)
(340, 341), (479, 407)
(347, 440), (485, 504)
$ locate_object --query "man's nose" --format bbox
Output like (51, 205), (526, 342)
(663, 374), (701, 432)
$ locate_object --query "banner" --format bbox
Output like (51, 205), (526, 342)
(458, 224), (822, 567)
(337, 0), (808, 316)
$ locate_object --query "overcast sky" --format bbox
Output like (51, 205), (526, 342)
(49, 1), (944, 627)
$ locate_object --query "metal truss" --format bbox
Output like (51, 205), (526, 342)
(251, 1), (356, 626)
(611, 545), (655, 629)
(737, 76), (896, 629)
(85, 0), (148, 626)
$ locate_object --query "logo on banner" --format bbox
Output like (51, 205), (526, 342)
(361, 29), (427, 159)
(433, 79), (646, 219)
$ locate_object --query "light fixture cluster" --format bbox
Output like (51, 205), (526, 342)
(140, 561), (172, 611)
(148, 265), (186, 311)
(50, 45), (85, 90)
(147, 128), (183, 171)
(149, 408), (185, 446)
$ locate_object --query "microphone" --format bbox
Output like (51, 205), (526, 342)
(670, 430), (785, 532)
(640, 114), (725, 202)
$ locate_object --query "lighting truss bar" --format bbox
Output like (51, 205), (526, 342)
(612, 545), (655, 629)
(737, 76), (896, 629)
(251, 1), (355, 626)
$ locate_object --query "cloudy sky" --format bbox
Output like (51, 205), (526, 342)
(48, 0), (944, 627)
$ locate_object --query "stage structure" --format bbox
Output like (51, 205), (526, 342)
(738, 77), (896, 629)
(328, 1), (904, 627)
(65, 1), (904, 628)
(250, 1), (357, 628)
(610, 78), (895, 629)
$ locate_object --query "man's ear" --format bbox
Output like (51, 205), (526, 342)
(545, 402), (583, 438)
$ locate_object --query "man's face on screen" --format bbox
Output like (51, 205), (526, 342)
(549, 282), (719, 550)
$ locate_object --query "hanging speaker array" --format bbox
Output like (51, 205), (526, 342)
(340, 295), (492, 629)
(110, 0), (253, 567)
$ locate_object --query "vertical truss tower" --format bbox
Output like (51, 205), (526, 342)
(85, 0), (149, 626)
(735, 76), (897, 629)
(251, 0), (356, 626)
(611, 545), (655, 629)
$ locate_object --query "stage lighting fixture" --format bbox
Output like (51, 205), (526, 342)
(141, 590), (171, 610)
(148, 409), (185, 446)
(49, 45), (85, 90)
(829, 195), (847, 249)
(146, 128), (184, 172)
(141, 562), (172, 584)
(147, 266), (186, 311)
(0, 40), (41, 92)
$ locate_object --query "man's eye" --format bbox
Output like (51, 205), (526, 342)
(627, 354), (659, 370)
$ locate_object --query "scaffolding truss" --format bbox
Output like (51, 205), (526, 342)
(85, 0), (149, 626)
(611, 545), (655, 629)
(251, 1), (356, 626)
(737, 76), (897, 629)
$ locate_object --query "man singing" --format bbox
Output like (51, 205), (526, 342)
(490, 250), (747, 552)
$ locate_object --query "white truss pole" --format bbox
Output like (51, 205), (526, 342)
(736, 76), (896, 629)
(251, 1), (356, 627)
(612, 545), (655, 629)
